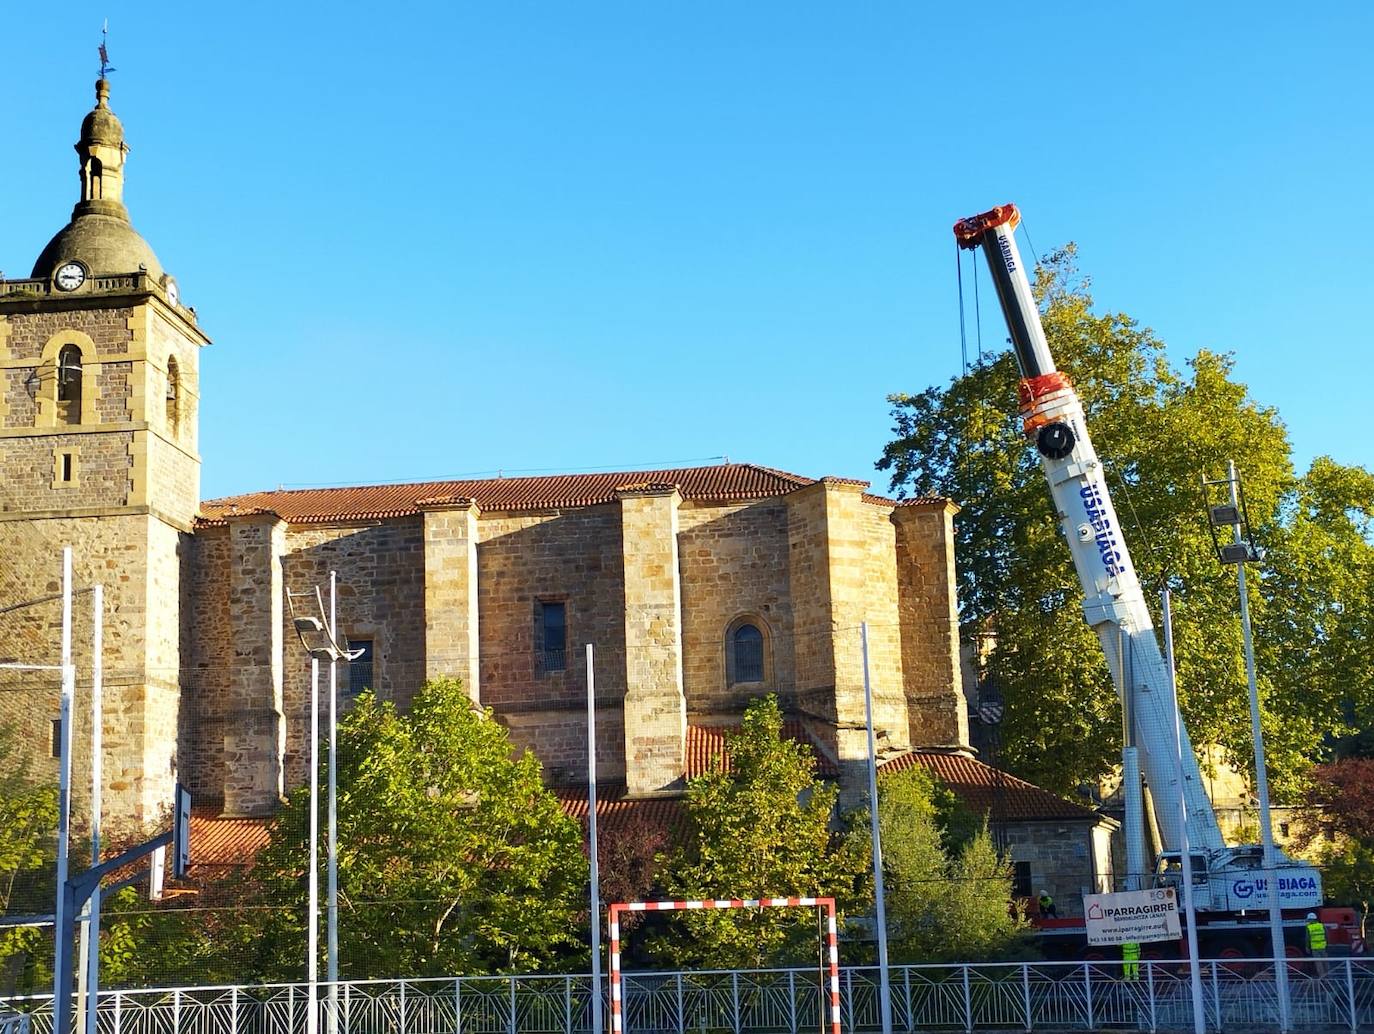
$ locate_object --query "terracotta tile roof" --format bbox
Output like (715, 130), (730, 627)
(198, 463), (809, 525)
(556, 785), (688, 840)
(198, 463), (946, 526)
(189, 810), (272, 868)
(894, 496), (957, 509)
(879, 750), (1098, 822)
(685, 720), (840, 778)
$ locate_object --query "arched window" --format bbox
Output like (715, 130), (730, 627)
(56, 345), (83, 425)
(87, 157), (104, 200)
(729, 622), (765, 685)
(165, 356), (180, 433)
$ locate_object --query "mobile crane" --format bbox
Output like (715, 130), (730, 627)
(952, 204), (1361, 959)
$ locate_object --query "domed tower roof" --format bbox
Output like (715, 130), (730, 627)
(31, 77), (164, 282)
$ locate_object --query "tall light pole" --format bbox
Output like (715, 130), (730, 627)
(53, 547), (75, 1018)
(287, 584), (361, 1034)
(326, 571), (341, 1034)
(860, 624), (892, 1034)
(586, 643), (603, 1034)
(1206, 460), (1290, 1032)
(1161, 588), (1205, 1034)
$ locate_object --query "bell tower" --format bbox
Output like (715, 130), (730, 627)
(0, 73), (210, 825)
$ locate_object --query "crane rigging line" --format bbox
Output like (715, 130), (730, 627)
(973, 245), (984, 362)
(955, 243), (968, 376)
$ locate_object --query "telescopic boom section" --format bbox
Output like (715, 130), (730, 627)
(953, 204), (1226, 856)
(954, 204), (1057, 380)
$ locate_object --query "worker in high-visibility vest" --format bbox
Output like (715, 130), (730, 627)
(1038, 891), (1057, 918)
(1121, 941), (1141, 981)
(1306, 912), (1328, 975)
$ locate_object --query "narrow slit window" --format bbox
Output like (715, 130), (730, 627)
(51, 718), (63, 758)
(538, 601), (567, 673)
(60, 453), (74, 482)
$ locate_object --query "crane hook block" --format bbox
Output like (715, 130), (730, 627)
(953, 203), (1021, 248)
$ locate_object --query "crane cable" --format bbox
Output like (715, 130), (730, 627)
(955, 242), (968, 376)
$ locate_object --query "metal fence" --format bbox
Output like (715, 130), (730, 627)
(0, 1006), (30, 1034)
(3, 959), (1372, 1034)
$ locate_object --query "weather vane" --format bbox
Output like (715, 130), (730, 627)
(98, 20), (116, 79)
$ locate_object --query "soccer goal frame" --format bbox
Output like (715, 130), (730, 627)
(608, 896), (841, 1034)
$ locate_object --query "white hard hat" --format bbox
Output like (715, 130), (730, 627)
(1307, 912), (1317, 921)
(1041, 890), (1050, 897)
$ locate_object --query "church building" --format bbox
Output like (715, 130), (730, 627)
(2, 79), (1113, 915)
(0, 75), (974, 827)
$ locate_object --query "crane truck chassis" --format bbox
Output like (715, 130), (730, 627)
(951, 204), (1363, 963)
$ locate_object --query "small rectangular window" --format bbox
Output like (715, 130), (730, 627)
(538, 601), (567, 673)
(51, 718), (63, 758)
(61, 453), (74, 482)
(1012, 860), (1033, 899)
(347, 639), (374, 699)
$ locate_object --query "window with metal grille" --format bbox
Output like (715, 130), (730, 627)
(538, 601), (566, 673)
(347, 639), (374, 699)
(730, 623), (764, 684)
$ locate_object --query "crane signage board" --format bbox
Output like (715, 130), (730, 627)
(1083, 888), (1180, 945)
(1226, 872), (1321, 910)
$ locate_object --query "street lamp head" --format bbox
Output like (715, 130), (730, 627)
(294, 616), (323, 635)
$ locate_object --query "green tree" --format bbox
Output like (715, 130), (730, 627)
(0, 722), (58, 994)
(253, 678), (588, 978)
(658, 696), (865, 969)
(879, 246), (1374, 799)
(1293, 759), (1374, 937)
(850, 768), (1027, 963)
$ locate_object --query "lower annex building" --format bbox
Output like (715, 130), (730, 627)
(0, 75), (1114, 914)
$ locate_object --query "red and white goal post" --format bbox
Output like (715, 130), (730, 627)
(608, 896), (841, 1034)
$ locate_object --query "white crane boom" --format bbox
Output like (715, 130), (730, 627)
(954, 205), (1325, 913)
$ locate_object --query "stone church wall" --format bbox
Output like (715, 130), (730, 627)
(476, 506), (628, 780)
(677, 499), (795, 715)
(0, 431), (133, 511)
(278, 520), (426, 789)
(0, 513), (175, 825)
(182, 524), (233, 801)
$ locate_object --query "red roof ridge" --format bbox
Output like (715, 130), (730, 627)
(197, 462), (836, 527)
(894, 495), (956, 508)
(879, 749), (1098, 822)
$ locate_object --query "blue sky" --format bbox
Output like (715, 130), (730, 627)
(4, 3), (1370, 499)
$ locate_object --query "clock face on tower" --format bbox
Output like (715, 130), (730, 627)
(55, 262), (87, 291)
(165, 279), (179, 307)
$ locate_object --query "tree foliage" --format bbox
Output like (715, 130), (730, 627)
(0, 722), (58, 993)
(850, 768), (1028, 963)
(1293, 759), (1374, 937)
(253, 678), (588, 978)
(657, 696), (865, 969)
(879, 247), (1374, 799)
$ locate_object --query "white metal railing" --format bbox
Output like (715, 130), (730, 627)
(2, 958), (1371, 1034)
